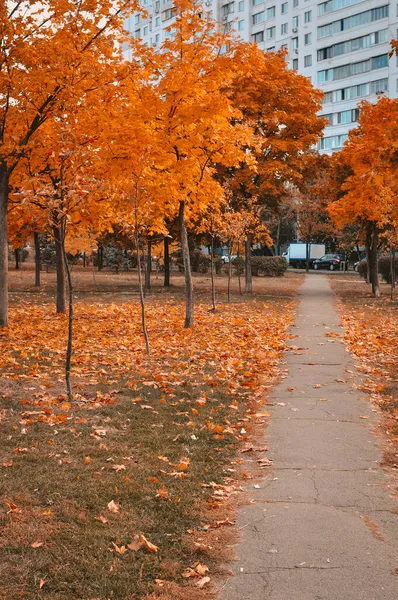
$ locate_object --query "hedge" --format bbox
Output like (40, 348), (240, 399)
(250, 256), (288, 277)
(358, 257), (398, 284)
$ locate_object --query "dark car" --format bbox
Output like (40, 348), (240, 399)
(313, 254), (344, 271)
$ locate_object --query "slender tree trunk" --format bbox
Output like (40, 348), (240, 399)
(210, 236), (216, 311)
(164, 236), (170, 287)
(97, 242), (103, 271)
(275, 216), (281, 256)
(0, 168), (9, 327)
(53, 225), (67, 314)
(305, 242), (310, 273)
(227, 241), (232, 303)
(365, 228), (371, 284)
(83, 252), (86, 268)
(15, 248), (20, 270)
(34, 232), (41, 287)
(145, 238), (152, 293)
(136, 229), (150, 354)
(390, 245), (395, 300)
(368, 222), (380, 297)
(237, 241), (242, 295)
(245, 234), (252, 293)
(60, 222), (73, 401)
(179, 200), (194, 328)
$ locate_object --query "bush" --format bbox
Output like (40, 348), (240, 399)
(233, 256), (244, 276)
(358, 257), (398, 284)
(214, 256), (223, 274)
(190, 249), (211, 273)
(250, 256), (288, 277)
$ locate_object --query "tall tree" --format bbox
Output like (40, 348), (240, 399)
(329, 97), (398, 297)
(0, 0), (135, 326)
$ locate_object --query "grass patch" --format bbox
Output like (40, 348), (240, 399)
(0, 268), (302, 599)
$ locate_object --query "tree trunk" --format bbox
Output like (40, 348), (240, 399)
(164, 236), (170, 287)
(365, 229), (371, 284)
(136, 229), (150, 354)
(227, 241), (232, 303)
(0, 168), (9, 327)
(245, 234), (252, 293)
(34, 232), (41, 287)
(391, 245), (395, 300)
(15, 248), (20, 270)
(83, 252), (86, 268)
(275, 216), (281, 256)
(145, 238), (152, 293)
(179, 200), (194, 328)
(237, 241), (242, 295)
(97, 242), (103, 271)
(210, 236), (216, 311)
(368, 222), (380, 297)
(53, 225), (67, 314)
(305, 242), (310, 273)
(60, 223), (73, 401)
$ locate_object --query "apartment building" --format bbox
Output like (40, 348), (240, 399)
(125, 0), (398, 152)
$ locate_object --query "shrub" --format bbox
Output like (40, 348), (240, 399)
(190, 249), (211, 273)
(359, 257), (398, 284)
(214, 256), (223, 274)
(233, 256), (244, 276)
(250, 256), (288, 277)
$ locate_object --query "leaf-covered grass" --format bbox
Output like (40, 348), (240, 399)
(329, 275), (398, 468)
(0, 269), (302, 599)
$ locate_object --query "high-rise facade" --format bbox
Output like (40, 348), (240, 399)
(125, 0), (398, 152)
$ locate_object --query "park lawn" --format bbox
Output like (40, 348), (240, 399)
(0, 268), (302, 600)
(330, 275), (398, 468)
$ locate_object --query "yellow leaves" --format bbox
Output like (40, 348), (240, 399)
(156, 486), (169, 500)
(107, 500), (120, 513)
(183, 563), (209, 578)
(127, 534), (159, 553)
(95, 515), (108, 524)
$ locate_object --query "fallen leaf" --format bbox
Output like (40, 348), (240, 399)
(195, 576), (211, 588)
(95, 515), (108, 524)
(107, 500), (120, 513)
(31, 541), (43, 548)
(140, 534), (159, 553)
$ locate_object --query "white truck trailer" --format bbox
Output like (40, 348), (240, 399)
(283, 243), (326, 269)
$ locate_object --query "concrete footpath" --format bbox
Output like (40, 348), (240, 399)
(222, 275), (397, 600)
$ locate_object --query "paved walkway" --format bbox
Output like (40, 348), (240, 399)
(222, 275), (397, 600)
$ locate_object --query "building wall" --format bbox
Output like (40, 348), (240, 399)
(126, 0), (398, 152)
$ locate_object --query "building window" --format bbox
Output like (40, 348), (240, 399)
(322, 113), (333, 125)
(293, 0), (298, 7)
(370, 78), (388, 93)
(155, 0), (160, 10)
(317, 6), (389, 39)
(252, 31), (265, 42)
(318, 0), (363, 17)
(162, 7), (175, 21)
(135, 14), (140, 24)
(371, 54), (388, 69)
(281, 43), (288, 50)
(323, 91), (334, 103)
(304, 10), (311, 23)
(281, 2), (288, 14)
(304, 32), (312, 45)
(135, 28), (141, 38)
(267, 46), (276, 52)
(222, 2), (234, 16)
(156, 16), (160, 26)
(239, 0), (244, 10)
(304, 54), (312, 67)
(253, 11), (265, 24)
(267, 6), (276, 19)
(252, 0), (262, 5)
(292, 36), (298, 49)
(292, 58), (299, 70)
(143, 25), (148, 35)
(238, 19), (244, 30)
(281, 22), (288, 34)
(155, 33), (160, 44)
(351, 83), (368, 98)
(292, 15), (299, 28)
(318, 29), (389, 61)
(267, 26), (276, 39)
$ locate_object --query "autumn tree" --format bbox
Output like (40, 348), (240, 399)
(329, 97), (398, 297)
(149, 0), (254, 328)
(226, 44), (326, 289)
(0, 0), (136, 327)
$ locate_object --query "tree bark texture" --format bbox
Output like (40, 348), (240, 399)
(53, 225), (67, 313)
(164, 236), (170, 287)
(60, 223), (73, 401)
(245, 234), (252, 293)
(179, 201), (194, 328)
(0, 168), (9, 327)
(210, 236), (216, 311)
(305, 242), (310, 273)
(34, 232), (41, 287)
(15, 248), (20, 270)
(368, 222), (380, 297)
(145, 238), (152, 292)
(237, 242), (242, 295)
(227, 241), (232, 303)
(136, 230), (150, 354)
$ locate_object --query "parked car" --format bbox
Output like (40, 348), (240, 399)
(313, 254), (345, 271)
